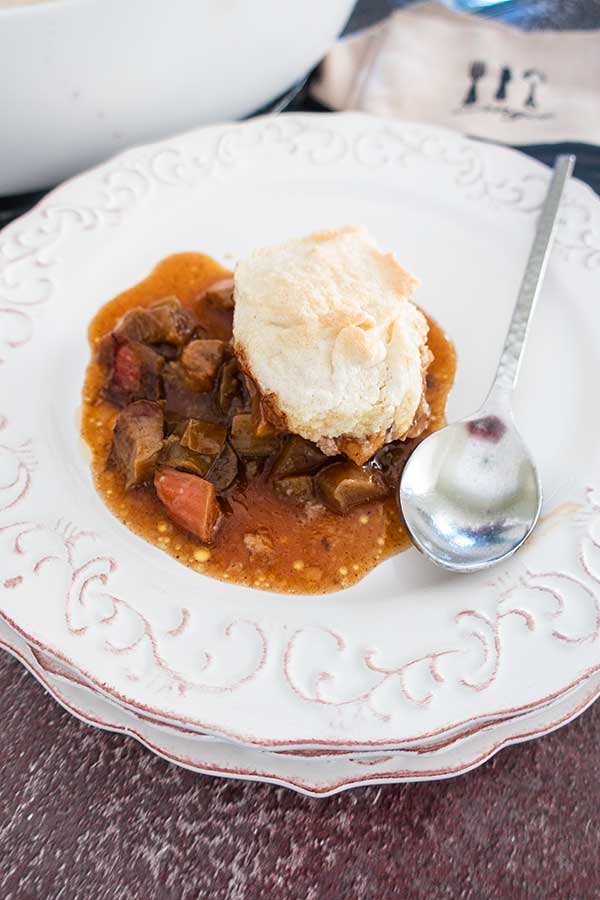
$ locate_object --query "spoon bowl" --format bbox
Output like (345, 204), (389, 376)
(399, 410), (542, 572)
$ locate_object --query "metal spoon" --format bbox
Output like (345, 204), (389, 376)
(399, 154), (575, 573)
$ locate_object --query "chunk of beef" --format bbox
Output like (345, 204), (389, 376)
(203, 277), (234, 310)
(240, 370), (285, 437)
(110, 401), (164, 488)
(180, 339), (227, 392)
(217, 358), (248, 415)
(271, 436), (328, 480)
(163, 362), (217, 421)
(180, 419), (227, 455)
(104, 338), (164, 407)
(230, 413), (282, 458)
(205, 442), (239, 493)
(316, 461), (388, 515)
(195, 284), (234, 341)
(159, 435), (212, 478)
(113, 296), (196, 347)
(113, 308), (164, 345)
(155, 467), (222, 543)
(147, 296), (196, 345)
(373, 441), (414, 489)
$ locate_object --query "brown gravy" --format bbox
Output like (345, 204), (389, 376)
(82, 253), (456, 594)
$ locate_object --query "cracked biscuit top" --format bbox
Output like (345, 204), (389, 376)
(233, 226), (431, 464)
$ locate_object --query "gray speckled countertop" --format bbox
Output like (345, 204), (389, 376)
(3, 652), (600, 899)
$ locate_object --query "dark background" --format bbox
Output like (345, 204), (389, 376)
(2, 2), (600, 898)
(348, 0), (600, 31)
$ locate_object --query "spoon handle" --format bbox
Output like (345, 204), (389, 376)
(492, 154), (575, 396)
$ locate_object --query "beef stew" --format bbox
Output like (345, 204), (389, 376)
(82, 253), (455, 593)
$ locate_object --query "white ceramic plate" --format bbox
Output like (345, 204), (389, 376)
(14, 621), (581, 758)
(6, 613), (587, 758)
(1, 113), (600, 753)
(1, 615), (598, 797)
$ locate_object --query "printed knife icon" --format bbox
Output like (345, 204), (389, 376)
(464, 60), (486, 106)
(495, 66), (512, 101)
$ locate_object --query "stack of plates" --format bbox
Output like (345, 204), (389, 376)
(1, 114), (599, 796)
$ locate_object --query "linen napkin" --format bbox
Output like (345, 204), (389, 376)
(311, 1), (600, 145)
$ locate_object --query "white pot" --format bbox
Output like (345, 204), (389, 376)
(0, 0), (355, 194)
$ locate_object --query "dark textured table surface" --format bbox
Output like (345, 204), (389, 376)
(2, 2), (600, 899)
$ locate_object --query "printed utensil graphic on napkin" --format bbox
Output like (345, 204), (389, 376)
(464, 60), (486, 105)
(523, 68), (546, 108)
(495, 65), (512, 101)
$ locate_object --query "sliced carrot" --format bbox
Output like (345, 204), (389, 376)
(154, 467), (222, 543)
